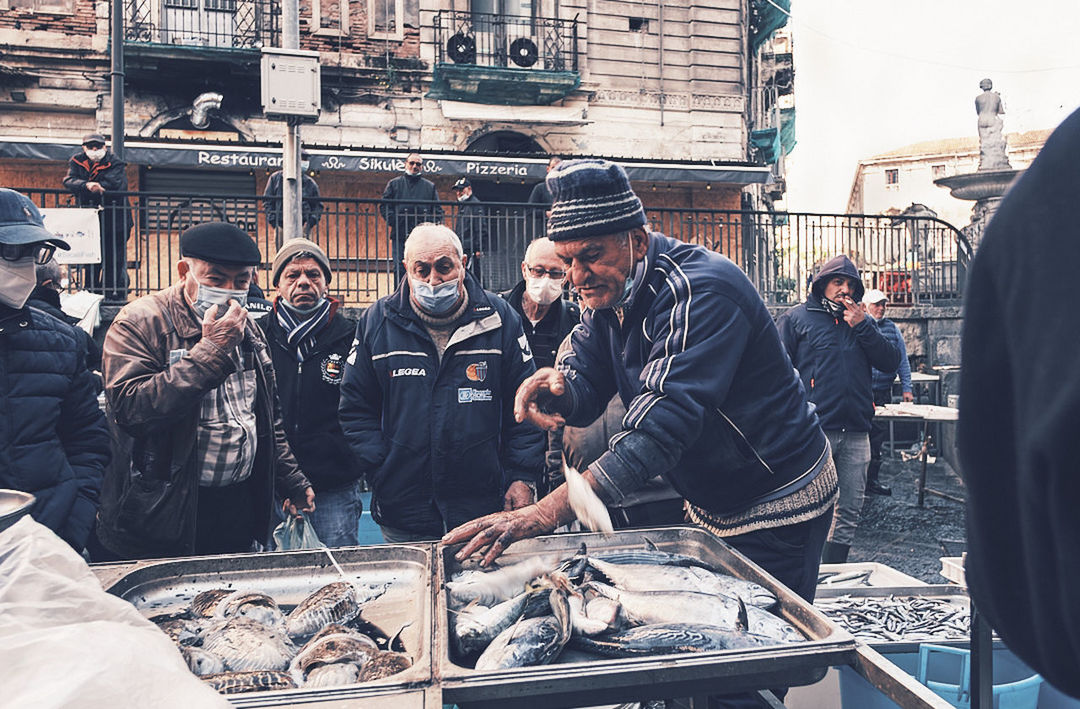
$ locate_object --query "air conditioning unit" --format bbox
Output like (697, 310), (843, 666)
(507, 36), (539, 68)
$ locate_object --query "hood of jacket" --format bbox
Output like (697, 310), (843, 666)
(810, 254), (864, 302)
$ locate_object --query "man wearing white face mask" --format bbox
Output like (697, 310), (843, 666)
(93, 221), (314, 560)
(0, 188), (111, 552)
(339, 223), (544, 543)
(63, 133), (133, 302)
(263, 151), (324, 246)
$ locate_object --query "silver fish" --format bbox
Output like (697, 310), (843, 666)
(289, 633), (379, 683)
(202, 670), (296, 694)
(356, 651), (413, 681)
(285, 581), (388, 638)
(584, 582), (804, 644)
(591, 539), (716, 570)
(585, 558), (778, 609)
(474, 588), (571, 670)
(181, 646), (226, 676)
(451, 590), (544, 657)
(570, 622), (777, 657)
(214, 590), (286, 628)
(446, 555), (558, 608)
(200, 617), (298, 672)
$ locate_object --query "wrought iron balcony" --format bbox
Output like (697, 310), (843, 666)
(124, 0), (281, 50)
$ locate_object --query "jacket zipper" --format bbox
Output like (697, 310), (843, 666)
(715, 407), (777, 476)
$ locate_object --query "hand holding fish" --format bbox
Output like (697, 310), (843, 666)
(513, 367), (568, 432)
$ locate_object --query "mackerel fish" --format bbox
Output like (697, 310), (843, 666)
(474, 588), (571, 670)
(585, 558), (778, 609)
(571, 622), (778, 658)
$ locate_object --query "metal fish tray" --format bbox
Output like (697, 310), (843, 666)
(436, 526), (857, 708)
(105, 544), (436, 708)
(814, 584), (972, 652)
(0, 489), (35, 533)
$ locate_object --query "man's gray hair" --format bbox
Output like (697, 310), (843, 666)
(36, 258), (63, 288)
(403, 223), (464, 262)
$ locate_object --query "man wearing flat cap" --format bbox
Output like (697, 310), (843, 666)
(92, 221), (314, 560)
(0, 188), (111, 552)
(259, 239), (363, 546)
(63, 133), (133, 302)
(451, 177), (488, 285)
(446, 162), (838, 648)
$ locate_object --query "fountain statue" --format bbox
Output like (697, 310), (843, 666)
(935, 79), (1023, 250)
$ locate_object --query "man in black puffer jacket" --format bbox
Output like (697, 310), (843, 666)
(0, 188), (111, 550)
(260, 239), (363, 547)
(777, 255), (899, 563)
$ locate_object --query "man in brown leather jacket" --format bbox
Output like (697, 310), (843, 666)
(91, 221), (314, 560)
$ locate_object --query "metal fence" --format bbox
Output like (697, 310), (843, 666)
(124, 0), (281, 49)
(21, 189), (970, 308)
(434, 10), (579, 72)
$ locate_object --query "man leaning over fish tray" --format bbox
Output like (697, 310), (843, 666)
(91, 221), (314, 561)
(443, 160), (838, 706)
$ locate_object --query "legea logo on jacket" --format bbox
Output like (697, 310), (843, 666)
(465, 361), (487, 382)
(390, 367), (426, 377)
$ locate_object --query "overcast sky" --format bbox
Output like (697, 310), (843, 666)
(783, 0), (1080, 213)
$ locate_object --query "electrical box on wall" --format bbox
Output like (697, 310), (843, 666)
(261, 48), (321, 121)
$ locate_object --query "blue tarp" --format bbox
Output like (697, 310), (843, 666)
(751, 0), (791, 52)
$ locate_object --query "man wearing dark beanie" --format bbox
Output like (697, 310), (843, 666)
(446, 161), (837, 704)
(92, 221), (314, 560)
(259, 238), (364, 546)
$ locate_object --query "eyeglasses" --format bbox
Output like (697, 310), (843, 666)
(406, 160), (422, 166)
(83, 143), (105, 150)
(1, 243), (55, 265)
(526, 265), (566, 280)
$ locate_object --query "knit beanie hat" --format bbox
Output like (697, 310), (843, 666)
(272, 238), (331, 285)
(545, 159), (647, 242)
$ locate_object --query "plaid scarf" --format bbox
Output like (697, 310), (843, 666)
(276, 297), (332, 362)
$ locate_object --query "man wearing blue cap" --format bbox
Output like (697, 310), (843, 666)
(446, 161), (837, 600)
(93, 221), (314, 560)
(0, 188), (111, 551)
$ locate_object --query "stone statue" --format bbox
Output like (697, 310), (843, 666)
(976, 78), (1011, 171)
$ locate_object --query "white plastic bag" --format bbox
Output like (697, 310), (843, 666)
(272, 511), (324, 551)
(0, 517), (229, 709)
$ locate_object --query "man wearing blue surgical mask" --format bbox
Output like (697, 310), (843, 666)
(93, 221), (315, 561)
(339, 223), (545, 543)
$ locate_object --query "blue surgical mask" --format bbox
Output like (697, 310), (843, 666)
(192, 283), (247, 318)
(613, 240), (640, 308)
(411, 277), (461, 316)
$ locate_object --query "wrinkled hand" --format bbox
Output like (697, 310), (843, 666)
(442, 504), (559, 566)
(902, 391), (914, 402)
(514, 367), (567, 432)
(282, 487), (316, 518)
(86, 181), (105, 195)
(503, 480), (535, 511)
(202, 300), (248, 350)
(840, 295), (865, 327)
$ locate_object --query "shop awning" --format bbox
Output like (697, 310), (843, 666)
(0, 137), (773, 185)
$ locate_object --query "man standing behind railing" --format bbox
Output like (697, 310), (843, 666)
(62, 133), (132, 302)
(263, 151), (323, 246)
(379, 153), (444, 287)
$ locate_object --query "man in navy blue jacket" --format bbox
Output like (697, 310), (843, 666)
(0, 188), (111, 551)
(339, 224), (544, 542)
(776, 256), (899, 563)
(445, 161), (838, 619)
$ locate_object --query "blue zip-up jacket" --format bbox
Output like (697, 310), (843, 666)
(776, 255), (900, 432)
(339, 273), (544, 536)
(871, 317), (911, 395)
(558, 233), (828, 516)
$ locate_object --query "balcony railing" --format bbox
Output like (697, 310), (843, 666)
(124, 0), (280, 49)
(433, 10), (578, 72)
(21, 189), (969, 308)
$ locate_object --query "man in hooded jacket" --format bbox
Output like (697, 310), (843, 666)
(379, 154), (444, 286)
(776, 255), (899, 563)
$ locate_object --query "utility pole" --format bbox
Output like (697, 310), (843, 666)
(110, 0), (125, 159)
(281, 0), (302, 242)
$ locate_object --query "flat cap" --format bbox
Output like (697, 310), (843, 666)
(82, 133), (107, 146)
(272, 238), (331, 285)
(452, 177), (471, 190)
(180, 221), (261, 267)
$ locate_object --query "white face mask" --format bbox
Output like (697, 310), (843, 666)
(84, 147), (106, 162)
(301, 160), (311, 172)
(525, 275), (564, 306)
(457, 192), (470, 202)
(192, 283), (248, 319)
(0, 256), (38, 310)
(410, 277), (461, 316)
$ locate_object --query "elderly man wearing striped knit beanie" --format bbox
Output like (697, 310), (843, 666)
(446, 161), (838, 679)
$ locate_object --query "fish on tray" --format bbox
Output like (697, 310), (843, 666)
(202, 670), (297, 694)
(200, 617), (298, 672)
(570, 622), (780, 657)
(285, 580), (389, 639)
(445, 554), (559, 608)
(583, 558), (778, 610)
(289, 632), (380, 687)
(474, 587), (572, 670)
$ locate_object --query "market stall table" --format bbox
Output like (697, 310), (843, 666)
(874, 403), (959, 506)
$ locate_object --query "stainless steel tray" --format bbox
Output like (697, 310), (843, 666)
(436, 526), (857, 708)
(106, 544), (435, 708)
